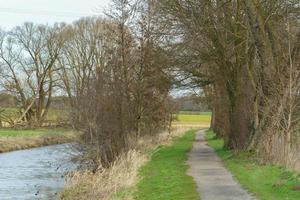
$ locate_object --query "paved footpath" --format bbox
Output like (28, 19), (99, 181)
(187, 130), (256, 200)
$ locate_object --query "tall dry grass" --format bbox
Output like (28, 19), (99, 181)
(60, 128), (190, 200)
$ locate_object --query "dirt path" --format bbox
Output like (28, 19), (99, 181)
(187, 130), (256, 200)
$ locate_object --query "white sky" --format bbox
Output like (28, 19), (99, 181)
(0, 0), (111, 30)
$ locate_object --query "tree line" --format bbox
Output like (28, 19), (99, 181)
(158, 0), (300, 170)
(0, 0), (299, 169)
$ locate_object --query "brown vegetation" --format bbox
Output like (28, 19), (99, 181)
(61, 0), (174, 168)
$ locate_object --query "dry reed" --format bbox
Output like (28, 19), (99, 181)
(60, 127), (190, 200)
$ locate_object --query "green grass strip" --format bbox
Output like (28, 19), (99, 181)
(0, 128), (68, 137)
(205, 130), (300, 200)
(135, 129), (199, 200)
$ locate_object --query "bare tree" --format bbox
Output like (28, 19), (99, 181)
(57, 1), (173, 167)
(0, 23), (66, 126)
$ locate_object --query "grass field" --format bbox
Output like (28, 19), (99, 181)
(134, 129), (199, 200)
(178, 111), (211, 115)
(173, 112), (211, 127)
(205, 130), (300, 200)
(0, 128), (68, 138)
(0, 107), (68, 123)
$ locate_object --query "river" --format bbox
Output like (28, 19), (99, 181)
(0, 144), (78, 200)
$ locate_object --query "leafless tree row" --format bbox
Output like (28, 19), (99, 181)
(158, 0), (300, 170)
(65, 0), (173, 167)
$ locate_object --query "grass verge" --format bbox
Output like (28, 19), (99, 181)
(205, 130), (300, 200)
(0, 128), (77, 153)
(134, 129), (199, 200)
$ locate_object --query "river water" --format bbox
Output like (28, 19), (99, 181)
(0, 144), (78, 200)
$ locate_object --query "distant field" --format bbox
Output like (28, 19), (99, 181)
(0, 128), (68, 138)
(0, 107), (68, 126)
(173, 112), (211, 127)
(179, 111), (212, 115)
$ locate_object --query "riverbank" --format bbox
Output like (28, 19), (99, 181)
(0, 128), (78, 153)
(60, 128), (198, 200)
(205, 130), (300, 200)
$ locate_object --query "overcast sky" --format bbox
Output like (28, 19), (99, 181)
(0, 0), (111, 30)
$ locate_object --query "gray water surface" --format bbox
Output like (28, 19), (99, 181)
(0, 144), (78, 200)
